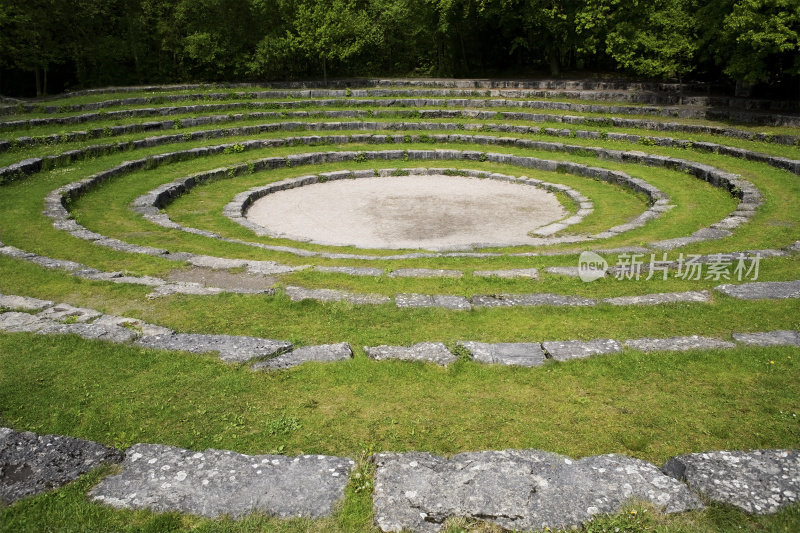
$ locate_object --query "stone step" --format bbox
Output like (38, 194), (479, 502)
(542, 339), (623, 361)
(89, 443), (354, 519)
(365, 342), (457, 365)
(0, 294), (796, 369)
(716, 280), (800, 300)
(663, 450), (799, 515)
(732, 330), (800, 346)
(457, 341), (546, 366)
(624, 336), (736, 352)
(372, 449), (702, 532)
(135, 333), (292, 364)
(0, 427), (121, 504)
(252, 342), (353, 370)
(2, 427), (797, 526)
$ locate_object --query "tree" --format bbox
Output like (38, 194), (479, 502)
(579, 0), (697, 83)
(718, 0), (800, 85)
(479, 0), (584, 76)
(0, 0), (64, 96)
(292, 0), (380, 84)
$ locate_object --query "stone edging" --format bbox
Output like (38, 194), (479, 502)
(3, 113), (799, 164)
(2, 426), (797, 529)
(4, 234), (797, 309)
(2, 91), (798, 127)
(2, 293), (799, 370)
(222, 167), (597, 246)
(4, 86), (798, 115)
(39, 137), (756, 260)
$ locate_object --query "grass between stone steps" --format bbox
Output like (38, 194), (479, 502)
(3, 113), (800, 165)
(59, 137), (738, 253)
(1, 253), (799, 345)
(2, 85), (800, 532)
(1, 333), (799, 532)
(5, 99), (800, 138)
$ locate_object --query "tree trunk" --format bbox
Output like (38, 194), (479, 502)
(549, 49), (560, 77)
(43, 67), (48, 97)
(322, 57), (327, 86)
(458, 27), (468, 75)
(34, 67), (42, 97)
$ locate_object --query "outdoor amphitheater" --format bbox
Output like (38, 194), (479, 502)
(0, 79), (798, 532)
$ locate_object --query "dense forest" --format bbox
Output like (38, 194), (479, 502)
(1, 0), (798, 98)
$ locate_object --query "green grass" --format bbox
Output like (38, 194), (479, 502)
(1, 333), (799, 531)
(2, 82), (800, 532)
(0, 333), (797, 463)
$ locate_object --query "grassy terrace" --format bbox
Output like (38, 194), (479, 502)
(1, 83), (799, 532)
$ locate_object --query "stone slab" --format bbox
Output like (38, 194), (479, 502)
(544, 266), (607, 278)
(0, 294), (54, 311)
(624, 336), (736, 352)
(542, 339), (622, 361)
(252, 343), (353, 370)
(37, 304), (102, 323)
(37, 322), (139, 343)
(395, 293), (470, 311)
(431, 295), (471, 311)
(365, 342), (456, 365)
(0, 312), (57, 333)
(472, 268), (539, 279)
(733, 330), (800, 347)
(602, 290), (710, 306)
(313, 266), (384, 277)
(93, 315), (174, 337)
(245, 261), (303, 275)
(663, 450), (799, 514)
(471, 293), (596, 307)
(136, 333), (292, 363)
(90, 443), (354, 519)
(457, 341), (546, 366)
(372, 449), (702, 532)
(395, 293), (435, 309)
(0, 427), (121, 504)
(716, 280), (800, 300)
(285, 286), (391, 305)
(147, 282), (227, 298)
(389, 269), (463, 279)
(185, 255), (249, 270)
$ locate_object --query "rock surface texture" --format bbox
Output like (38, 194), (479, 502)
(135, 333), (292, 363)
(365, 342), (457, 365)
(542, 339), (623, 361)
(90, 443), (354, 518)
(372, 449), (702, 532)
(732, 330), (800, 346)
(0, 427), (121, 504)
(715, 280), (800, 300)
(457, 341), (546, 366)
(251, 343), (353, 370)
(663, 450), (800, 514)
(625, 336), (736, 352)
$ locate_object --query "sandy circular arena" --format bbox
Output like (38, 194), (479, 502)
(244, 175), (568, 249)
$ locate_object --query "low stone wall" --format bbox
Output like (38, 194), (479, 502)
(2, 425), (797, 530)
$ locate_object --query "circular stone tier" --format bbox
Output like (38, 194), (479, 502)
(244, 175), (569, 249)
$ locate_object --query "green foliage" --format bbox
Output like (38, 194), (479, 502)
(1, 0), (798, 93)
(718, 0), (800, 84)
(265, 414), (301, 435)
(639, 137), (657, 146)
(581, 0), (697, 80)
(223, 143), (245, 154)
